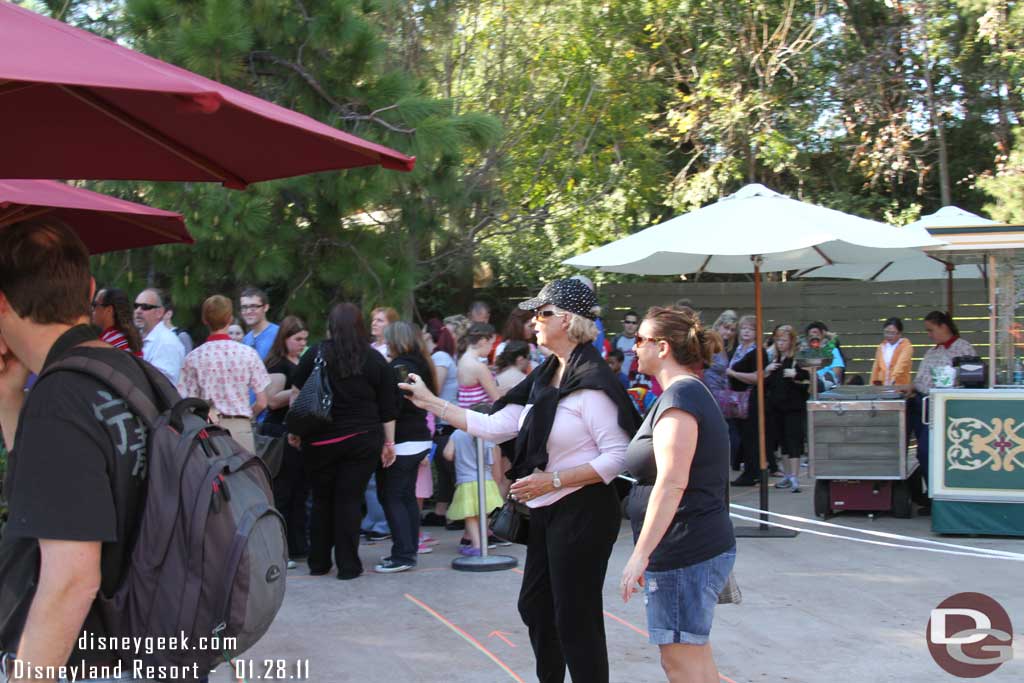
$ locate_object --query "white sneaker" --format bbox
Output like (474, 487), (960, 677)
(790, 476), (801, 493)
(287, 560), (298, 569)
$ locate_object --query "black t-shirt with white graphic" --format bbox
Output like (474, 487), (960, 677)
(0, 325), (149, 665)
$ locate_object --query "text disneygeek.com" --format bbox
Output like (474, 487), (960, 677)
(5, 631), (238, 682)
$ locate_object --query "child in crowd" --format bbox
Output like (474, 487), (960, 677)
(443, 405), (504, 556)
(606, 348), (629, 389)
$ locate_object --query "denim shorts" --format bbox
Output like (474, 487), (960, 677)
(642, 547), (737, 645)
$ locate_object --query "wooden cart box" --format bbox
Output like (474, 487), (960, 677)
(808, 400), (912, 479)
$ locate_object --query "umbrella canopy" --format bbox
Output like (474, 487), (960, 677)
(0, 179), (191, 254)
(0, 1), (414, 189)
(797, 206), (1000, 281)
(563, 183), (944, 537)
(797, 258), (985, 281)
(564, 184), (944, 274)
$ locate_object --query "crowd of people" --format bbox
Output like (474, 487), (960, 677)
(0, 216), (978, 683)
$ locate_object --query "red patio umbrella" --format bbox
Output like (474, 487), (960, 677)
(0, 179), (191, 254)
(0, 1), (415, 189)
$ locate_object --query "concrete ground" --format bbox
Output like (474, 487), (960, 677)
(211, 479), (1024, 683)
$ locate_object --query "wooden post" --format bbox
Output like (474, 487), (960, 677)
(988, 253), (998, 387)
(946, 263), (955, 315)
(754, 256), (770, 528)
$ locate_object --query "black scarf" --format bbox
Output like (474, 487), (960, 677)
(493, 342), (643, 480)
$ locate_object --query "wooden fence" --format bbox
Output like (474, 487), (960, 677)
(601, 279), (997, 382)
(488, 278), (1009, 382)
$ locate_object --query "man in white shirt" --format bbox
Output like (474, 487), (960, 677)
(134, 287), (185, 384)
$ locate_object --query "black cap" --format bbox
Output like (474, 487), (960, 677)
(518, 279), (598, 320)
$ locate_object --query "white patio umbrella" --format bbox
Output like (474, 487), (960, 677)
(796, 206), (1000, 312)
(565, 184), (945, 535)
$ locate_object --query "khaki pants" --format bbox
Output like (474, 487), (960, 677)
(217, 416), (255, 453)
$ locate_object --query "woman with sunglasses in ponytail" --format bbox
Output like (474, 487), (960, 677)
(620, 306), (735, 683)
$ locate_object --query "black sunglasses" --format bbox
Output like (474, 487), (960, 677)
(534, 310), (567, 320)
(623, 319), (638, 325)
(134, 303), (161, 311)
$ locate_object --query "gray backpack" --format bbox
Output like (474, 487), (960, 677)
(42, 352), (288, 675)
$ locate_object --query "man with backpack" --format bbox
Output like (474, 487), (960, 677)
(0, 219), (286, 682)
(0, 219), (155, 681)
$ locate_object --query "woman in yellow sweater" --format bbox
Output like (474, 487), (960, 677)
(870, 317), (913, 386)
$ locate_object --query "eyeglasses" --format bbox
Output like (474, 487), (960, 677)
(134, 303), (161, 311)
(622, 319), (638, 325)
(240, 304), (265, 312)
(634, 335), (665, 347)
(534, 310), (567, 320)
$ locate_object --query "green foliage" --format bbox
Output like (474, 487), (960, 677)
(34, 0), (1024, 318)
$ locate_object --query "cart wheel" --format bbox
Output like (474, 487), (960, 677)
(814, 480), (830, 519)
(892, 480), (913, 519)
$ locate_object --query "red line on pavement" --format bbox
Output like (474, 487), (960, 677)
(404, 593), (525, 683)
(603, 610), (649, 637)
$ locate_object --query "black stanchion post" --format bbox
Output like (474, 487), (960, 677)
(452, 436), (518, 572)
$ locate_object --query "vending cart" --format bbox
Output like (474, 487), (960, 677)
(809, 386), (916, 518)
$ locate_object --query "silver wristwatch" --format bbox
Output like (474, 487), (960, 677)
(552, 471), (562, 489)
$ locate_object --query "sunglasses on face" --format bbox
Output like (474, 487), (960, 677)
(634, 334), (665, 346)
(534, 310), (567, 320)
(134, 303), (161, 311)
(91, 302), (107, 310)
(240, 304), (265, 312)
(623, 319), (638, 325)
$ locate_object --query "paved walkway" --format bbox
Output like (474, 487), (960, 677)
(210, 480), (1024, 682)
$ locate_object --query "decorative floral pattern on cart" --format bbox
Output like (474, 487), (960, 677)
(946, 417), (1024, 473)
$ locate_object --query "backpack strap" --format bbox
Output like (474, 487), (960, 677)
(38, 349), (176, 425)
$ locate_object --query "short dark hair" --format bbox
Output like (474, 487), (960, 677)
(924, 310), (959, 337)
(607, 348), (625, 362)
(240, 287), (269, 306)
(805, 321), (829, 335)
(883, 317), (903, 332)
(622, 310), (639, 322)
(0, 218), (91, 324)
(496, 340), (531, 371)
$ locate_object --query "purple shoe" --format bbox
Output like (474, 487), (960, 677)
(459, 546), (481, 557)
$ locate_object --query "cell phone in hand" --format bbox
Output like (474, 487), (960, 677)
(395, 365), (410, 383)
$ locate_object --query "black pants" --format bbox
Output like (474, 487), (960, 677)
(739, 396), (779, 476)
(305, 432), (382, 576)
(518, 483), (621, 683)
(432, 426), (457, 504)
(272, 439), (310, 558)
(766, 407), (806, 459)
(377, 450), (429, 565)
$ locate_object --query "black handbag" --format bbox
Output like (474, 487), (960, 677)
(489, 497), (531, 545)
(253, 432), (285, 478)
(285, 349), (333, 437)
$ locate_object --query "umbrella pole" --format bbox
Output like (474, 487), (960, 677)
(946, 264), (955, 315)
(755, 259), (769, 528)
(734, 256), (797, 539)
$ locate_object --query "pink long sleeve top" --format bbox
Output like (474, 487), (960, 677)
(465, 389), (631, 508)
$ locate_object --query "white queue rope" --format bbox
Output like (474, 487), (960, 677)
(729, 513), (1024, 562)
(730, 503), (1024, 560)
